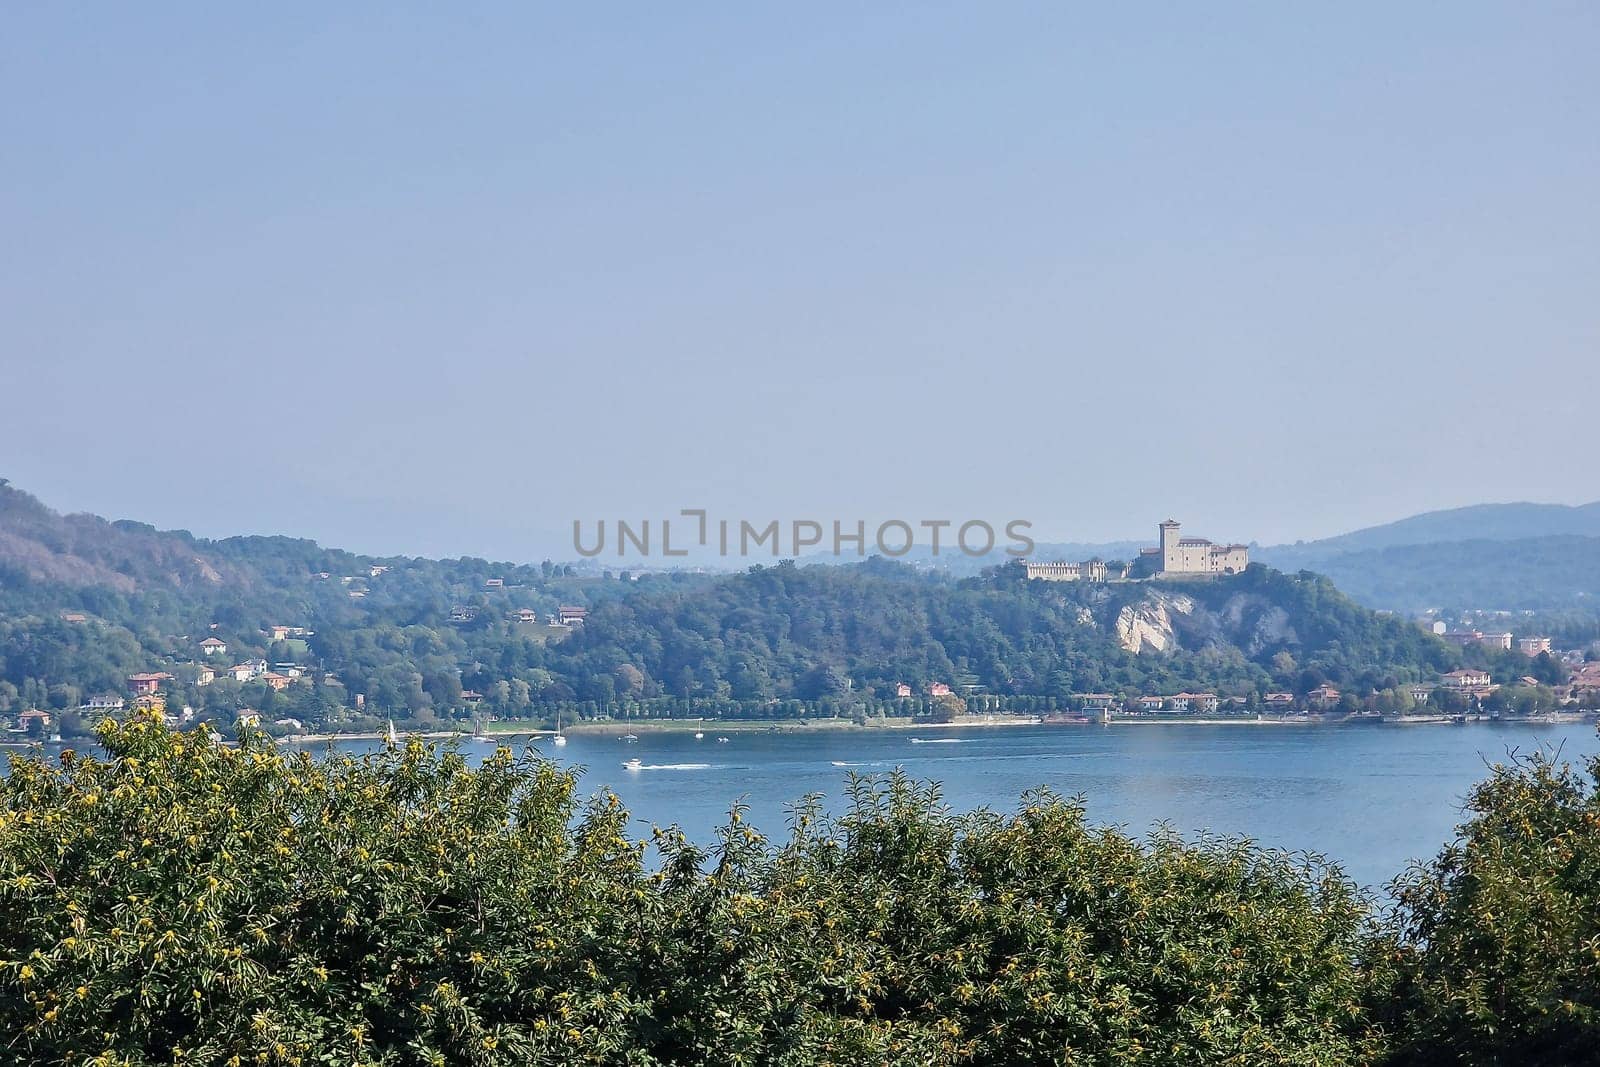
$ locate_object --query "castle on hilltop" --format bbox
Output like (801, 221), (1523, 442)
(1141, 519), (1249, 577)
(1023, 519), (1248, 583)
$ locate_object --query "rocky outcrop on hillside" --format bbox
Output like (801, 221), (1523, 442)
(1108, 586), (1304, 657)
(1113, 590), (1194, 653)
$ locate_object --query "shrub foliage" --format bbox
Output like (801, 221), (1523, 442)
(2, 716), (1597, 1065)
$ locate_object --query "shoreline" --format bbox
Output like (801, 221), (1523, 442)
(276, 711), (1594, 745)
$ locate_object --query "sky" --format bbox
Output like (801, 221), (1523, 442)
(4, 4), (1597, 562)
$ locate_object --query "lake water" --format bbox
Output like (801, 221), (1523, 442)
(308, 720), (1599, 889)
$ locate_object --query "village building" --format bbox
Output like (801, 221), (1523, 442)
(894, 683), (913, 698)
(260, 672), (292, 692)
(127, 672), (173, 695)
(194, 665), (216, 687)
(927, 682), (952, 697)
(1517, 636), (1553, 657)
(17, 708), (51, 732)
(1442, 668), (1493, 690)
(556, 606), (588, 626)
(200, 637), (227, 656)
(1442, 630), (1512, 651)
(1263, 692), (1297, 710)
(1076, 693), (1117, 709)
(1306, 684), (1341, 709)
(1136, 695), (1166, 713)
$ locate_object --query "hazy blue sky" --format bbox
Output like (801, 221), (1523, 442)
(4, 4), (1597, 561)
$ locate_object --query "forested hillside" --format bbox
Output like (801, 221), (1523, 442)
(0, 481), (1551, 734)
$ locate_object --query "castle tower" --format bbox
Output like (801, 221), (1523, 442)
(1159, 519), (1181, 573)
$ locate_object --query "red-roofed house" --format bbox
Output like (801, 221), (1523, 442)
(127, 672), (173, 695)
(1306, 684), (1341, 709)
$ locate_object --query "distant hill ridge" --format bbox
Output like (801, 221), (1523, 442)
(1259, 500), (1600, 566)
(3, 477), (1599, 616)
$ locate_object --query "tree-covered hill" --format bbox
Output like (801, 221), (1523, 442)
(0, 479), (1550, 733)
(559, 559), (1474, 707)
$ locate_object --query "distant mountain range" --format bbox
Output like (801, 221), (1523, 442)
(1251, 502), (1600, 612)
(1257, 501), (1600, 568)
(2, 475), (1598, 616)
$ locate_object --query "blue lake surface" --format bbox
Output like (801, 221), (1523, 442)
(306, 720), (1599, 889)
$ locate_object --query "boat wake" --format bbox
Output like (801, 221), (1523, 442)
(909, 737), (971, 744)
(636, 762), (714, 771)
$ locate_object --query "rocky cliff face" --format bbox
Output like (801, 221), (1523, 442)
(1110, 587), (1302, 656)
(1113, 590), (1195, 653)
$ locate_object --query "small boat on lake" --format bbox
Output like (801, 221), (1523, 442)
(623, 757), (643, 771)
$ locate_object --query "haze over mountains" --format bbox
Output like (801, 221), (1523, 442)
(1259, 501), (1600, 563)
(1, 477), (1598, 615)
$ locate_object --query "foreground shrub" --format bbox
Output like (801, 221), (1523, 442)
(1390, 748), (1600, 1066)
(1, 716), (1397, 1064)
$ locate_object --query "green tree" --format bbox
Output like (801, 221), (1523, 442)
(1390, 747), (1600, 1065)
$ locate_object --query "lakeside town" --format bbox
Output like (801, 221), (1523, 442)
(7, 518), (1596, 744)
